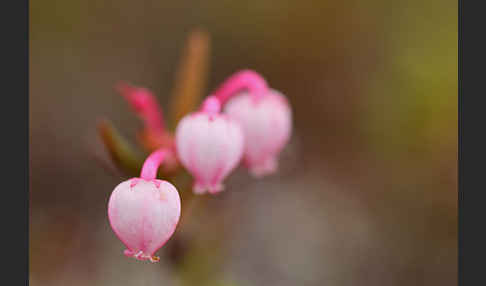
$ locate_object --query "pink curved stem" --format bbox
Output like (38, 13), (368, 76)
(140, 149), (169, 180)
(116, 82), (166, 135)
(199, 96), (221, 114)
(212, 70), (269, 104)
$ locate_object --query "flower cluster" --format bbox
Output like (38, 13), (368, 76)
(106, 69), (292, 262)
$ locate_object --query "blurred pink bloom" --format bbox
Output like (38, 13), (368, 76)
(224, 89), (292, 177)
(107, 150), (181, 262)
(175, 96), (244, 194)
(211, 70), (292, 177)
(116, 82), (166, 137)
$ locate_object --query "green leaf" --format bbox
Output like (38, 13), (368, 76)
(97, 119), (144, 177)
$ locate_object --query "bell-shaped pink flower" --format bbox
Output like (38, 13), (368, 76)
(175, 96), (244, 194)
(107, 149), (181, 262)
(212, 70), (292, 177)
(224, 89), (292, 177)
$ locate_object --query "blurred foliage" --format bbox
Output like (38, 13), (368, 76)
(97, 119), (144, 177)
(169, 29), (211, 129)
(176, 232), (227, 286)
(365, 0), (457, 162)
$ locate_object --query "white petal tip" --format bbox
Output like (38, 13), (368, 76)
(248, 158), (278, 178)
(124, 249), (160, 263)
(193, 182), (225, 195)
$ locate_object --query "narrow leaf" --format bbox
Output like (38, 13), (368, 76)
(98, 119), (144, 177)
(169, 28), (211, 129)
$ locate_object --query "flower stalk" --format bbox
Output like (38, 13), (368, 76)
(212, 69), (269, 104)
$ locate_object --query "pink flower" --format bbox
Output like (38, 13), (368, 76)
(224, 89), (292, 177)
(211, 70), (292, 177)
(107, 149), (181, 262)
(116, 82), (166, 136)
(175, 96), (244, 194)
(116, 82), (180, 174)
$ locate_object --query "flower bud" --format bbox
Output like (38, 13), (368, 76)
(116, 82), (166, 137)
(224, 89), (292, 177)
(107, 149), (181, 262)
(108, 178), (181, 262)
(175, 96), (244, 194)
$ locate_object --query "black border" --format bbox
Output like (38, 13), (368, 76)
(1, 0), (29, 284)
(1, 0), (474, 284)
(459, 0), (486, 284)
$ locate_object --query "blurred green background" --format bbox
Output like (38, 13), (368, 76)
(30, 0), (457, 285)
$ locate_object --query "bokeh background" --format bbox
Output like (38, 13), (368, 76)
(30, 0), (457, 285)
